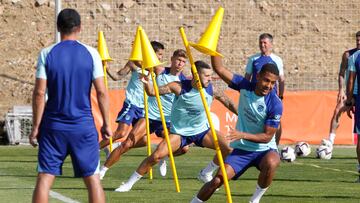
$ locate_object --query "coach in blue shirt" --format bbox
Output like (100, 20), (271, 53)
(29, 8), (111, 203)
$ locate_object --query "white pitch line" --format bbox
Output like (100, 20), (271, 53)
(49, 190), (80, 203)
(294, 162), (358, 175)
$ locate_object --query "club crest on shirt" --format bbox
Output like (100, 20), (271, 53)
(257, 104), (265, 112)
(125, 115), (131, 121)
(274, 114), (281, 120)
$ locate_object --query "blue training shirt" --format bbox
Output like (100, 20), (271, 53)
(245, 53), (284, 83)
(170, 80), (213, 136)
(228, 74), (283, 151)
(125, 68), (146, 108)
(148, 68), (186, 121)
(36, 40), (104, 131)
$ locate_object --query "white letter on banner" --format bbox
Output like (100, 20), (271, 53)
(225, 112), (238, 122)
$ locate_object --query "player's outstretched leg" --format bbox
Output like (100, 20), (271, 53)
(322, 100), (347, 152)
(250, 150), (280, 203)
(99, 119), (146, 180)
(198, 130), (232, 183)
(114, 134), (181, 192)
(191, 164), (235, 202)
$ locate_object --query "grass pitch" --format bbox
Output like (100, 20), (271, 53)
(0, 146), (359, 202)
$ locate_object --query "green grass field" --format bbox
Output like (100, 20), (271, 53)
(0, 146), (359, 203)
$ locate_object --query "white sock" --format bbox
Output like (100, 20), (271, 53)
(100, 165), (109, 172)
(329, 133), (336, 144)
(190, 196), (203, 203)
(249, 184), (268, 203)
(202, 161), (219, 175)
(127, 171), (143, 186)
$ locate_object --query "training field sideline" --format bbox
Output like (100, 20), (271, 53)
(0, 146), (359, 202)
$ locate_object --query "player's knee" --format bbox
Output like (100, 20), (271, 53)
(211, 175), (224, 188)
(181, 145), (189, 154)
(150, 152), (163, 164)
(122, 140), (133, 151)
(266, 156), (280, 170)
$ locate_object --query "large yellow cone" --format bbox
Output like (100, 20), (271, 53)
(98, 31), (113, 62)
(190, 7), (224, 57)
(140, 28), (165, 69)
(129, 26), (143, 62)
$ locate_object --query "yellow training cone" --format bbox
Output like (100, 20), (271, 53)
(189, 7), (224, 57)
(139, 28), (165, 69)
(129, 26), (143, 62)
(98, 31), (113, 62)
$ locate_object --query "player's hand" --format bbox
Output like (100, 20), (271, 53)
(345, 99), (355, 118)
(139, 74), (149, 84)
(346, 105), (355, 119)
(101, 125), (113, 140)
(226, 126), (244, 142)
(29, 129), (39, 147)
(337, 90), (346, 103)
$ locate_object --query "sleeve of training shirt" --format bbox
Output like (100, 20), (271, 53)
(228, 74), (252, 91)
(348, 52), (357, 72)
(36, 48), (48, 79)
(271, 54), (284, 76)
(264, 94), (283, 128)
(84, 45), (104, 80)
(245, 56), (254, 75)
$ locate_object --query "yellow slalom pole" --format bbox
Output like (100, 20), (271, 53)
(149, 68), (180, 192)
(142, 68), (153, 181)
(102, 61), (113, 152)
(179, 27), (232, 203)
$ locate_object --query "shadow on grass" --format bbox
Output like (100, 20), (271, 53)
(0, 160), (37, 163)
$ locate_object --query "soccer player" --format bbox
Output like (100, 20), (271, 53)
(114, 60), (237, 192)
(29, 9), (111, 203)
(100, 41), (165, 155)
(345, 37), (360, 183)
(245, 33), (285, 145)
(322, 31), (360, 151)
(191, 55), (283, 203)
(99, 49), (188, 179)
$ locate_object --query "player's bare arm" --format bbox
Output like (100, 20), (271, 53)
(346, 70), (356, 118)
(211, 55), (234, 85)
(93, 77), (112, 139)
(142, 78), (182, 96)
(338, 51), (350, 102)
(227, 125), (277, 143)
(29, 78), (47, 147)
(213, 86), (238, 115)
(107, 61), (138, 81)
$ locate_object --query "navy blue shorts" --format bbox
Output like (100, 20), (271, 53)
(116, 101), (144, 126)
(177, 128), (210, 148)
(37, 128), (100, 177)
(149, 119), (170, 137)
(225, 148), (277, 180)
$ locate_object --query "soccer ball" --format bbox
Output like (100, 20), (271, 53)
(295, 142), (311, 157)
(320, 139), (333, 148)
(280, 146), (296, 162)
(316, 145), (332, 159)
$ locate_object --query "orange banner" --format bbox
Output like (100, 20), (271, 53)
(92, 90), (355, 145)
